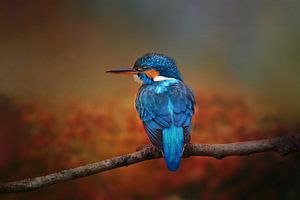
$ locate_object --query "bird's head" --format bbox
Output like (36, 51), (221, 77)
(106, 53), (183, 84)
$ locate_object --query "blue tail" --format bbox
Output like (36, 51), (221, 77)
(162, 125), (184, 171)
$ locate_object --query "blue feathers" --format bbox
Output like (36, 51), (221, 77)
(108, 53), (195, 171)
(132, 53), (195, 171)
(134, 53), (183, 81)
(136, 79), (195, 171)
(162, 99), (184, 171)
(162, 126), (184, 171)
(137, 73), (154, 85)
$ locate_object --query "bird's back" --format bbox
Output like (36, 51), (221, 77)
(135, 79), (195, 171)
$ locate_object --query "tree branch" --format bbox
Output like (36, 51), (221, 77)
(1, 134), (300, 194)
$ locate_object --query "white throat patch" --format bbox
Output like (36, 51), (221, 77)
(153, 76), (176, 82)
(132, 75), (177, 85)
(133, 75), (143, 85)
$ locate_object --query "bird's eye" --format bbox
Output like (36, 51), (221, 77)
(134, 66), (147, 72)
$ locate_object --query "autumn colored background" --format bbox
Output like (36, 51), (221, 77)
(0, 1), (300, 199)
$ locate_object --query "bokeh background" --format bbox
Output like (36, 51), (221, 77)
(1, 1), (300, 199)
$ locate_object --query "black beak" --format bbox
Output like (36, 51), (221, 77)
(106, 67), (138, 75)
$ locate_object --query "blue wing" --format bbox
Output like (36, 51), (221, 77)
(135, 80), (195, 150)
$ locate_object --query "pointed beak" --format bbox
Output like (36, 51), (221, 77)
(106, 67), (138, 75)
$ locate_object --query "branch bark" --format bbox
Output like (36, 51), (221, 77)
(1, 134), (300, 194)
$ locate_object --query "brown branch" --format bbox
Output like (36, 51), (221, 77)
(1, 134), (300, 194)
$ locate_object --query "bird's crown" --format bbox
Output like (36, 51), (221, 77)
(134, 53), (183, 81)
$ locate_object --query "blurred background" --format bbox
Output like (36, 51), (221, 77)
(0, 0), (300, 199)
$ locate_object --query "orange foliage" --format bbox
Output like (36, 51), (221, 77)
(0, 94), (297, 199)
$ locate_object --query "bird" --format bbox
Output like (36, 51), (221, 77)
(106, 53), (195, 171)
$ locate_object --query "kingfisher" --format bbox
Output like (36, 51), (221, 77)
(106, 53), (195, 171)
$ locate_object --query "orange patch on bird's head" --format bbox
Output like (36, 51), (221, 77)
(144, 69), (159, 79)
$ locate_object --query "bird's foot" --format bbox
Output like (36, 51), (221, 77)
(182, 144), (187, 154)
(182, 143), (191, 158)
